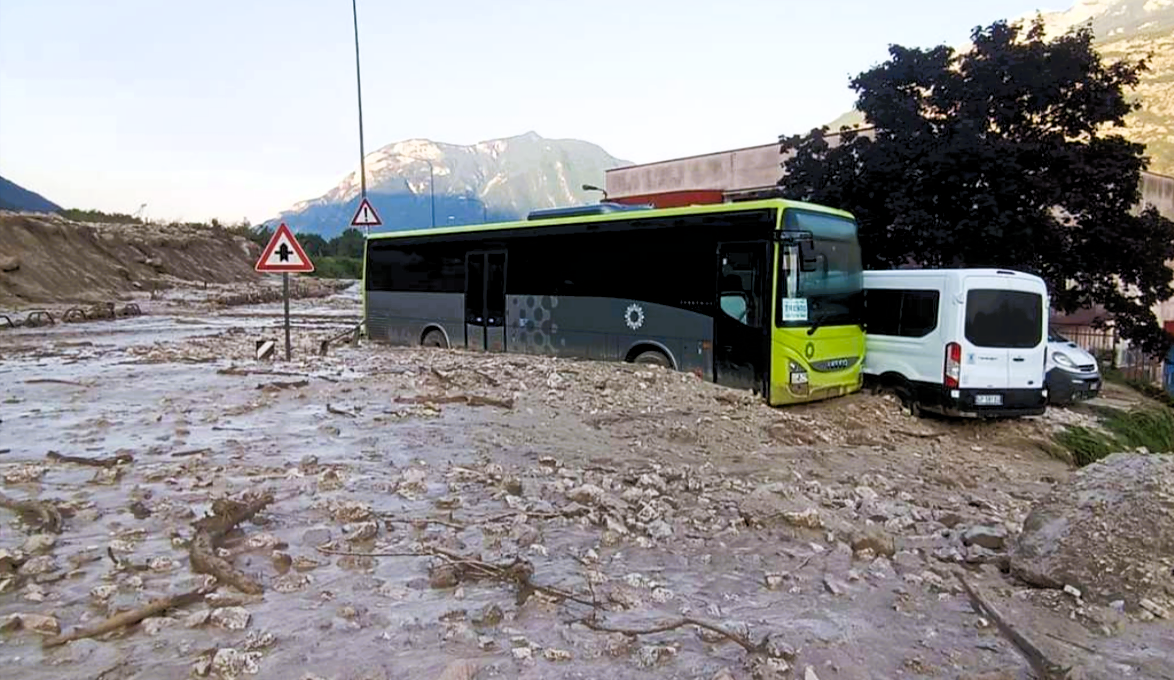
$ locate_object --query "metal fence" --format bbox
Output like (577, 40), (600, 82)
(1051, 324), (1165, 387)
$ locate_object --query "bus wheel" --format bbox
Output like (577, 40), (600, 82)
(421, 329), (448, 349)
(632, 349), (670, 368)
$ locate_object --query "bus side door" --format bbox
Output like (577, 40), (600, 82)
(714, 242), (769, 395)
(465, 251), (507, 352)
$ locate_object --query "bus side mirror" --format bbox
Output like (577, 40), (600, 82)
(798, 242), (818, 272)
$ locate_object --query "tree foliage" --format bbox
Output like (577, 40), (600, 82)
(778, 17), (1174, 353)
(59, 208), (143, 224)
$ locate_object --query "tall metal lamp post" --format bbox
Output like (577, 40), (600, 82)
(351, 0), (370, 235)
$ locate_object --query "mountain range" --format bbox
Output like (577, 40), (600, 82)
(270, 132), (631, 238)
(0, 175), (61, 213)
(824, 0), (1174, 175)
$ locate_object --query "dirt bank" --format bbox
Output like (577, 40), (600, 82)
(0, 212), (262, 307)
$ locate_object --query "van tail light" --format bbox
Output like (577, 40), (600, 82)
(944, 342), (962, 389)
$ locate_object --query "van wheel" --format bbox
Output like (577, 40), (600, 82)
(880, 378), (920, 417)
(632, 350), (670, 368)
(421, 329), (448, 349)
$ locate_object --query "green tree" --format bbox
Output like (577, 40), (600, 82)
(329, 228), (365, 260)
(779, 17), (1174, 353)
(296, 232), (330, 258)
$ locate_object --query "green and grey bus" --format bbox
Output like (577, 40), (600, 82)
(362, 198), (866, 405)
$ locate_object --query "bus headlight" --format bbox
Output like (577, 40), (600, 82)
(789, 360), (809, 394)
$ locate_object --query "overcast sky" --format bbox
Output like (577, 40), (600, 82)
(0, 0), (1062, 223)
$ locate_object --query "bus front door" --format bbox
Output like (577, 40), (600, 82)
(714, 242), (768, 395)
(465, 251), (507, 352)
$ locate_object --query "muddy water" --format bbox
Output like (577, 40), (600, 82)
(1, 301), (1171, 680)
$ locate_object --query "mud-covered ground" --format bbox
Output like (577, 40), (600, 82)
(1, 289), (1170, 680)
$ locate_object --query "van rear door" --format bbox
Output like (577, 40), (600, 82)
(960, 276), (1046, 397)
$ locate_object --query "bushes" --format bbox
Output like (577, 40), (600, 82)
(1055, 405), (1174, 466)
(310, 256), (362, 280)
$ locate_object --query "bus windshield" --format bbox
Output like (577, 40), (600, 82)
(777, 210), (864, 329)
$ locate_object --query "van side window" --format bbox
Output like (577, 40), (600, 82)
(900, 291), (940, 337)
(864, 289), (902, 335)
(864, 289), (940, 337)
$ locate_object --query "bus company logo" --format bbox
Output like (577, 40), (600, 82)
(625, 303), (645, 330)
(804, 342), (816, 359)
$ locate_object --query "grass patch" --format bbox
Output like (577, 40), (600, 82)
(1055, 405), (1174, 466)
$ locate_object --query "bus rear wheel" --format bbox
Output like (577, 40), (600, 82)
(421, 329), (448, 349)
(631, 349), (670, 368)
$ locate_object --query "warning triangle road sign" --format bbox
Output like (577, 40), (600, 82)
(351, 197), (382, 227)
(255, 223), (315, 273)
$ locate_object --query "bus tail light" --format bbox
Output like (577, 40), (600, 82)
(944, 342), (962, 389)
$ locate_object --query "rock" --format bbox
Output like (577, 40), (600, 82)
(271, 552), (293, 574)
(1010, 453), (1174, 604)
(430, 563), (460, 589)
(938, 512), (966, 528)
(543, 648), (573, 661)
(510, 647), (533, 661)
(185, 610), (212, 628)
(18, 555), (57, 576)
(0, 255), (19, 272)
(712, 670), (737, 680)
(823, 575), (849, 596)
(647, 519), (673, 539)
(473, 603), (503, 627)
(292, 555), (323, 572)
(211, 648), (262, 678)
(143, 616), (178, 636)
(783, 508), (823, 530)
(397, 468), (429, 498)
(851, 524), (896, 557)
(273, 573), (312, 593)
(0, 548), (22, 574)
(854, 486), (878, 502)
(568, 484), (606, 505)
(211, 606), (252, 631)
(962, 525), (1008, 551)
(503, 477), (524, 496)
(15, 613), (60, 635)
(331, 502), (373, 523)
(21, 534), (56, 554)
(246, 533), (280, 550)
(636, 645), (677, 667)
(91, 584), (117, 601)
(148, 556), (177, 572)
(344, 521), (379, 542)
(1139, 598), (1169, 619)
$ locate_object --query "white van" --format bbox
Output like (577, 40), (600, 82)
(862, 269), (1048, 418)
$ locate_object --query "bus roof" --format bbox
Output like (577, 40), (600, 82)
(364, 198), (854, 242)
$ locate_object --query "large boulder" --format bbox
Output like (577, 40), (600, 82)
(1010, 453), (1174, 608)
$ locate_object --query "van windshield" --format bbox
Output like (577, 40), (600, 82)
(965, 289), (1043, 348)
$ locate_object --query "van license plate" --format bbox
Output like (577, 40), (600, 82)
(975, 394), (1003, 406)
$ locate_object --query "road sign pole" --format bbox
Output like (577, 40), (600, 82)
(283, 272), (291, 361)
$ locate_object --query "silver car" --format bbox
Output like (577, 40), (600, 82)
(1045, 329), (1102, 405)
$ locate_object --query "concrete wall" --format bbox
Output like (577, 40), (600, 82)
(606, 143), (781, 198)
(1142, 171), (1174, 219)
(607, 129), (1173, 223)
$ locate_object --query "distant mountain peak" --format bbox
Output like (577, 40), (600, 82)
(273, 132), (631, 238)
(0, 175), (61, 214)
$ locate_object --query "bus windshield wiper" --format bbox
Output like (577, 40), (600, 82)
(806, 313), (826, 336)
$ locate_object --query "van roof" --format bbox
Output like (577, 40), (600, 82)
(864, 268), (1042, 279)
